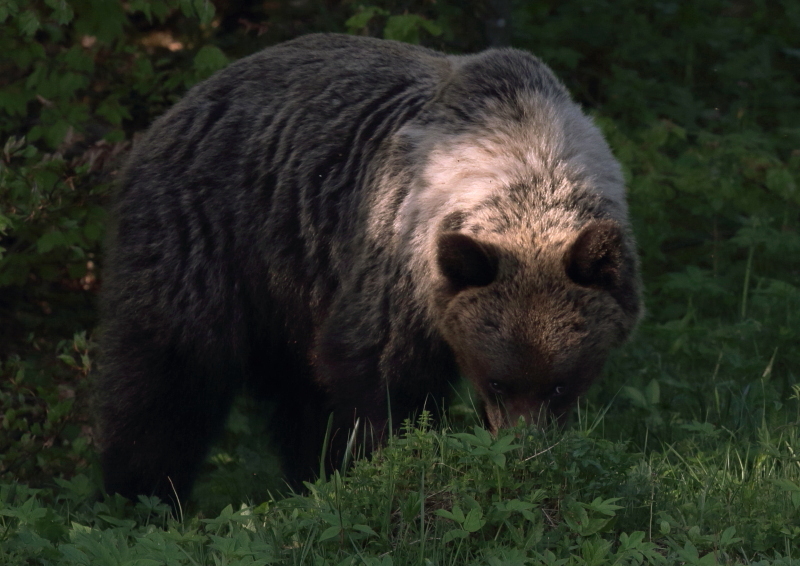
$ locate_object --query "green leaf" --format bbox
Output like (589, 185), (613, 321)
(96, 96), (132, 126)
(489, 452), (506, 468)
(644, 378), (660, 405)
(127, 0), (152, 22)
(83, 220), (103, 242)
(0, 2), (13, 23)
(74, 0), (125, 43)
(57, 71), (88, 98)
(352, 524), (377, 537)
(18, 9), (40, 36)
(37, 230), (68, 253)
(462, 508), (485, 533)
(622, 385), (648, 408)
(419, 18), (442, 37)
(0, 213), (11, 233)
(345, 6), (388, 34)
(73, 331), (88, 351)
(59, 545), (89, 563)
(194, 45), (228, 75)
(766, 167), (797, 203)
(58, 354), (77, 367)
(586, 497), (623, 517)
(436, 504), (466, 524)
(772, 478), (800, 493)
(474, 425), (493, 446)
(675, 540), (717, 566)
(434, 508), (456, 521)
(0, 89), (30, 117)
(318, 525), (341, 542)
(441, 528), (468, 543)
(64, 46), (94, 73)
(504, 499), (535, 512)
(42, 119), (71, 149)
(193, 0), (215, 25)
(383, 13), (441, 42)
(617, 530), (646, 551)
(579, 538), (612, 564)
(179, 0), (194, 19)
(44, 0), (74, 25)
(383, 14), (424, 43)
(493, 433), (521, 453)
(719, 526), (742, 548)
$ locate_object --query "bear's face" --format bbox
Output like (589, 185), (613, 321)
(434, 220), (640, 432)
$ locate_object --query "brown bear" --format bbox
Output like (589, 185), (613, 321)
(98, 33), (641, 508)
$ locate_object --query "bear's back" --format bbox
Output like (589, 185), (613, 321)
(105, 34), (577, 349)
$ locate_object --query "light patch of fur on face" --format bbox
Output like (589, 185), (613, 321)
(386, 90), (628, 320)
(395, 140), (517, 240)
(477, 92), (627, 220)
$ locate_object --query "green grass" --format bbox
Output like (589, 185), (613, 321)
(2, 400), (800, 564)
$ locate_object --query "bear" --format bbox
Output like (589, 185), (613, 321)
(98, 33), (641, 508)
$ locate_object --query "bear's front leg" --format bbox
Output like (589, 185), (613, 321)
(98, 332), (241, 509)
(317, 361), (392, 475)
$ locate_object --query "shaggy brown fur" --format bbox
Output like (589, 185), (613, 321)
(98, 33), (641, 507)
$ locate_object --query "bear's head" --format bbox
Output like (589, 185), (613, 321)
(433, 219), (641, 431)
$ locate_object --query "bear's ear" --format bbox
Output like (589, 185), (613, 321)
(437, 232), (499, 290)
(565, 220), (624, 289)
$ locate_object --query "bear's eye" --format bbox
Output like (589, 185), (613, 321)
(488, 381), (505, 396)
(551, 385), (566, 397)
